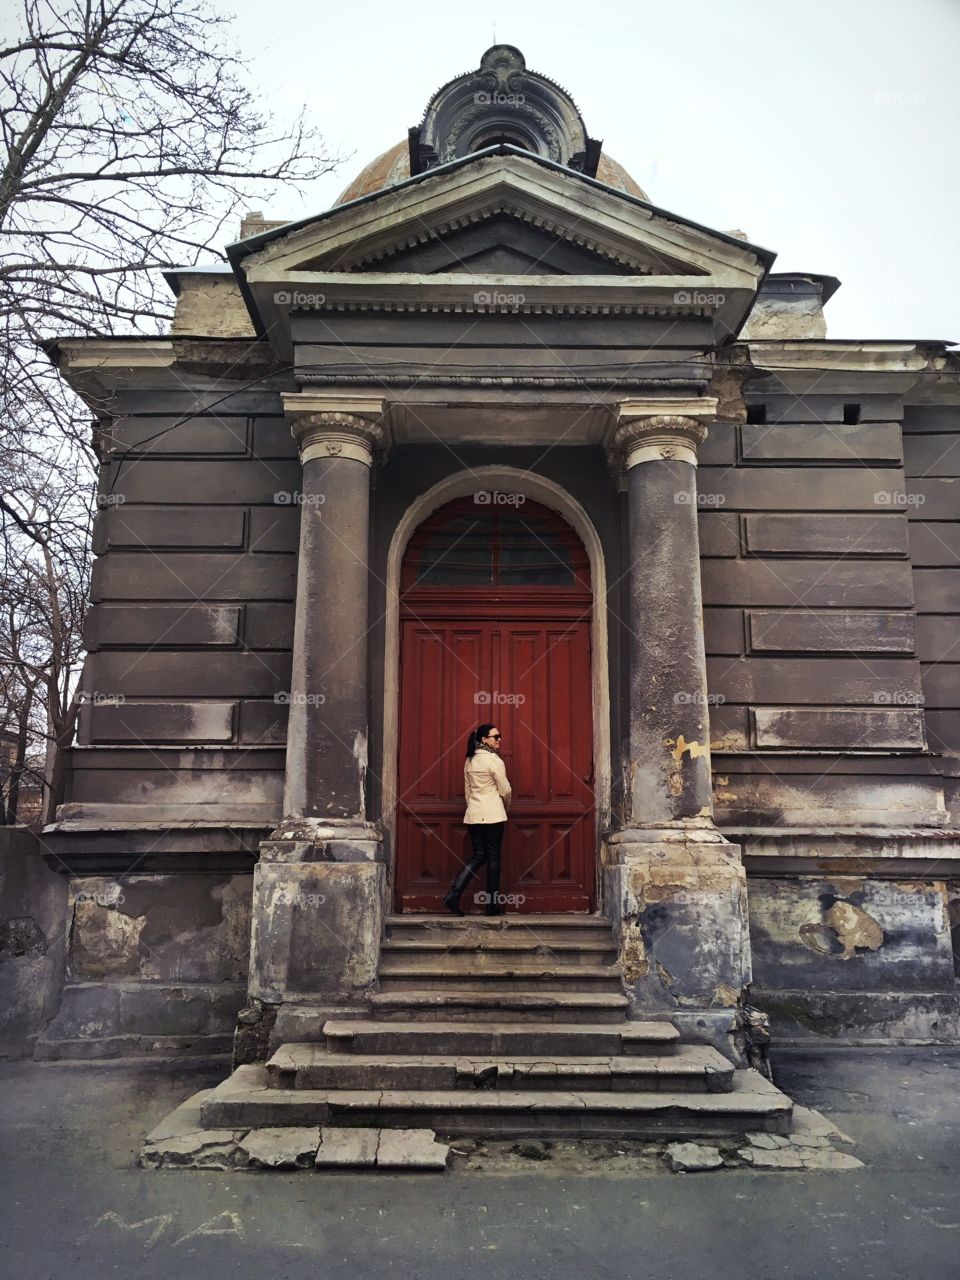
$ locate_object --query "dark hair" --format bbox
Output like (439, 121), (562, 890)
(466, 722), (497, 758)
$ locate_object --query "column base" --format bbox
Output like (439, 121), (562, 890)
(602, 831), (752, 1019)
(265, 817), (382, 862)
(242, 825), (385, 1043)
(607, 817), (727, 845)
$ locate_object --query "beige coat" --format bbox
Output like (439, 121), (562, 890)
(463, 748), (512, 824)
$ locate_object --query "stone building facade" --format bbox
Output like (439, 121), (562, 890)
(33, 45), (960, 1064)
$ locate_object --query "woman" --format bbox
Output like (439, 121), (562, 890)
(442, 722), (512, 916)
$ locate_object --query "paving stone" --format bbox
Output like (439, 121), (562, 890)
(797, 1149), (865, 1171)
(315, 1127), (379, 1168)
(667, 1142), (723, 1171)
(142, 1089), (216, 1144)
(791, 1105), (857, 1145)
(791, 1105), (840, 1136)
(140, 1088), (242, 1169)
(738, 1147), (805, 1169)
(746, 1132), (784, 1150)
(141, 1133), (241, 1170)
(376, 1128), (450, 1170)
(238, 1127), (321, 1169)
(788, 1132), (831, 1149)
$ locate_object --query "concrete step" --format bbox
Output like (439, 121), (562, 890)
(265, 1042), (734, 1093)
(377, 965), (624, 993)
(202, 1063), (792, 1139)
(384, 915), (615, 947)
(368, 990), (630, 1022)
(321, 1019), (680, 1057)
(380, 940), (617, 968)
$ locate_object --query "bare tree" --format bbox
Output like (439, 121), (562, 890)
(0, 0), (339, 821)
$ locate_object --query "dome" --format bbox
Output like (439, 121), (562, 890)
(333, 47), (649, 207)
(334, 140), (648, 207)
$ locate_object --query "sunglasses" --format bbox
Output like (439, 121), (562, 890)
(486, 733), (501, 740)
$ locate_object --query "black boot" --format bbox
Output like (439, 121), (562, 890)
(443, 864), (474, 916)
(485, 857), (503, 916)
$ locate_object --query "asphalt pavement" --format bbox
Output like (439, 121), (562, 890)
(2, 1046), (959, 1280)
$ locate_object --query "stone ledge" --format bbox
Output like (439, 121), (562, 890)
(139, 1090), (451, 1171)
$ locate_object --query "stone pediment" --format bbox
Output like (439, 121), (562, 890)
(296, 205), (701, 277)
(229, 151), (774, 353)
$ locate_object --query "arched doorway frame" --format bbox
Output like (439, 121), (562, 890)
(382, 466), (612, 903)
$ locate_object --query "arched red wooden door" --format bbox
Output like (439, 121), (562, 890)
(395, 496), (595, 913)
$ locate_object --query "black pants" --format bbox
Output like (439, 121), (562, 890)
(450, 822), (505, 906)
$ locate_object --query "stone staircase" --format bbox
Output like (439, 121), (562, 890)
(201, 914), (792, 1139)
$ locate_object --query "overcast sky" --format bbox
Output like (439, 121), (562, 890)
(221, 0), (957, 341)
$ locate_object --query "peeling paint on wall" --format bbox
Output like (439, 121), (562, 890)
(620, 922), (649, 984)
(824, 900), (884, 960)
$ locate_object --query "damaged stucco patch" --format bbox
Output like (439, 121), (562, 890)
(822, 900), (884, 960)
(670, 735), (708, 764)
(664, 736), (708, 796)
(795, 887), (884, 962)
(620, 921), (649, 985)
(70, 895), (146, 978)
(655, 960), (675, 995)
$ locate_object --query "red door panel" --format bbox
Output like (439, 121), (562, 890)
(396, 620), (594, 912)
(395, 498), (595, 913)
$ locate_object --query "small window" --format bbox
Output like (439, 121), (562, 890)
(402, 497), (590, 593)
(843, 403), (861, 425)
(746, 404), (767, 424)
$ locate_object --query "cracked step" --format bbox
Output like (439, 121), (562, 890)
(201, 1064), (792, 1139)
(377, 965), (623, 993)
(368, 990), (630, 1022)
(265, 1042), (734, 1093)
(320, 1019), (680, 1057)
(380, 940), (617, 968)
(383, 915), (615, 947)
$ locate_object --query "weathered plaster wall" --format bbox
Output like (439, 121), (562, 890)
(0, 828), (68, 1058)
(34, 872), (251, 1059)
(748, 874), (960, 1042)
(169, 274), (257, 338)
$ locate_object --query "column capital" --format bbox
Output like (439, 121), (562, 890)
(282, 393), (387, 467)
(614, 397), (717, 469)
